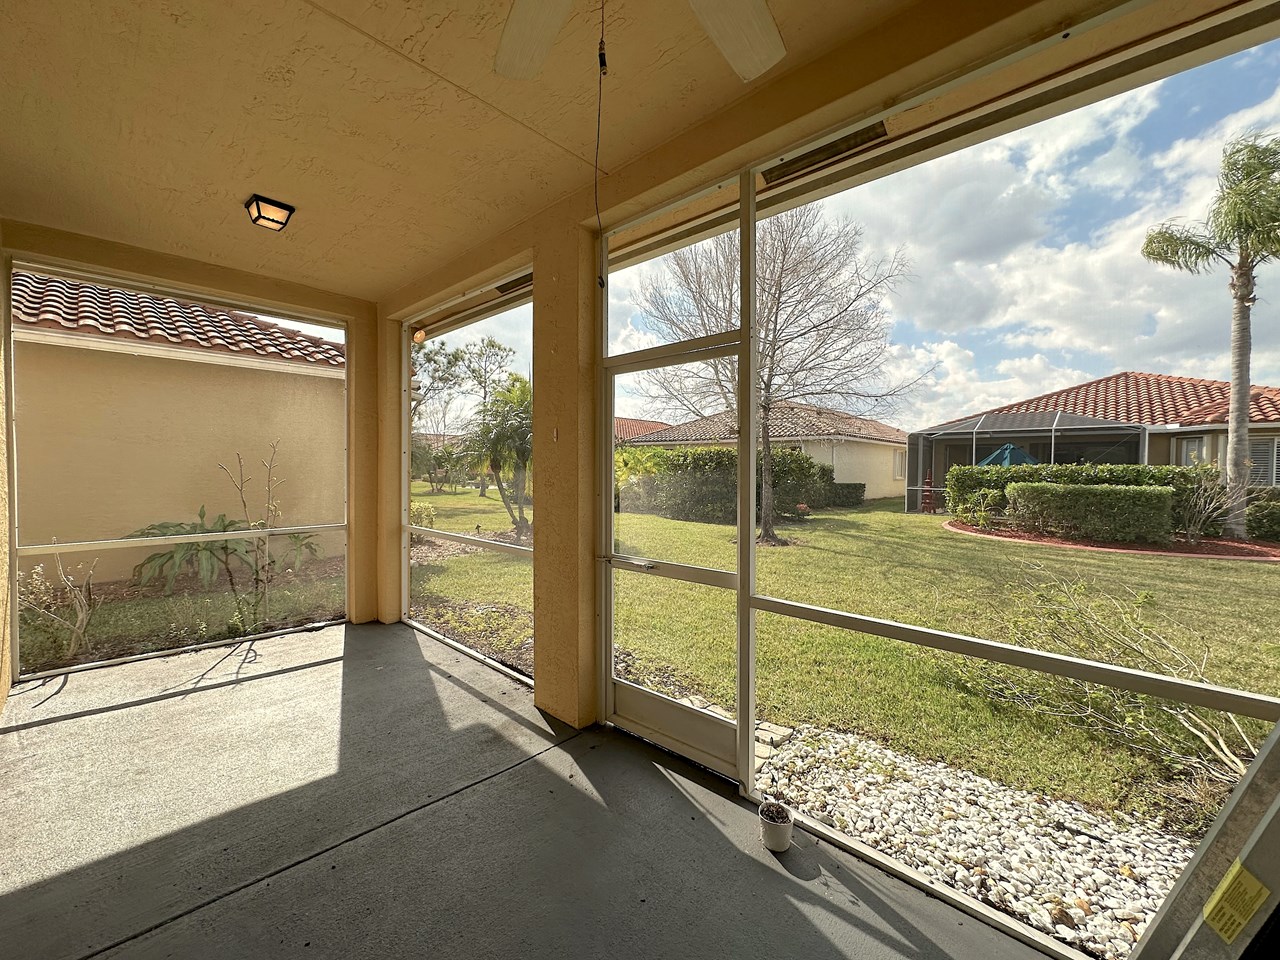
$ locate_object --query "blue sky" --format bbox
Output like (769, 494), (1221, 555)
(608, 37), (1280, 430)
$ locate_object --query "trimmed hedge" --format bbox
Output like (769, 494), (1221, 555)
(947, 463), (1213, 535)
(1247, 489), (1280, 542)
(616, 446), (843, 523)
(831, 483), (866, 508)
(1006, 482), (1174, 543)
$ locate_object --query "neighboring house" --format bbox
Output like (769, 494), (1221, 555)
(906, 371), (1280, 510)
(631, 401), (907, 500)
(614, 417), (671, 443)
(11, 271), (347, 581)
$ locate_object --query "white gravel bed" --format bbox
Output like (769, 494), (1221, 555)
(758, 725), (1199, 959)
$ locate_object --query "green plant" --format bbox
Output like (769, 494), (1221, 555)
(410, 500), (438, 529)
(613, 445), (839, 524)
(948, 463), (1205, 534)
(131, 506), (257, 592)
(829, 482), (866, 508)
(1177, 459), (1239, 544)
(1006, 482), (1173, 543)
(17, 554), (101, 659)
(1246, 489), (1280, 541)
(279, 532), (321, 572)
(1142, 133), (1280, 536)
(463, 374), (533, 540)
(969, 489), (1003, 530)
(130, 441), (311, 636)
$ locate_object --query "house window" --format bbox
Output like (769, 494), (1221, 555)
(1249, 438), (1280, 486)
(893, 448), (906, 480)
(1178, 436), (1206, 466)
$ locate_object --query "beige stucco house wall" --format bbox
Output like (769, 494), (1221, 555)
(800, 439), (906, 501)
(14, 337), (345, 582)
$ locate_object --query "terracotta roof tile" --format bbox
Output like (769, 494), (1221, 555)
(614, 417), (671, 441)
(923, 371), (1280, 432)
(11, 271), (345, 368)
(634, 401), (905, 445)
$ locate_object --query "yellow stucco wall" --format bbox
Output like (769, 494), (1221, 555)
(802, 439), (906, 501)
(13, 339), (346, 583)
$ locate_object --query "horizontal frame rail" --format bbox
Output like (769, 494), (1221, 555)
(603, 329), (741, 373)
(17, 523), (348, 556)
(752, 595), (1280, 722)
(408, 525), (533, 557)
(603, 555), (736, 589)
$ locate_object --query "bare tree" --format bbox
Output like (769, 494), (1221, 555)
(634, 204), (918, 542)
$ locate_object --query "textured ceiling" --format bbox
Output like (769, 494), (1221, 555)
(0, 0), (901, 300)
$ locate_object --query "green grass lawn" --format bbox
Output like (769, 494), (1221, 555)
(411, 490), (1280, 826)
(410, 484), (533, 539)
(19, 568), (346, 674)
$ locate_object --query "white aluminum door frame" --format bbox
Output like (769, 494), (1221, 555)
(598, 174), (757, 779)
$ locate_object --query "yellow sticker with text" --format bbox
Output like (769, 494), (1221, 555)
(1203, 858), (1270, 945)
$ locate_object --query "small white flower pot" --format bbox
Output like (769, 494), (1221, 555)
(759, 800), (794, 852)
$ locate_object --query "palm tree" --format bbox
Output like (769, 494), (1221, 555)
(1142, 133), (1280, 536)
(463, 375), (533, 540)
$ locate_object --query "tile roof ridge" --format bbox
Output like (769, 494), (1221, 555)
(12, 270), (346, 365)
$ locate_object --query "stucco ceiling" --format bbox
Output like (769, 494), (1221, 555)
(0, 0), (902, 300)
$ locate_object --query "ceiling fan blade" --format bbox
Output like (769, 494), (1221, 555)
(495, 0), (574, 80)
(687, 0), (785, 82)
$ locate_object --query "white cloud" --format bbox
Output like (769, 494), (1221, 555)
(884, 340), (1091, 432)
(841, 58), (1280, 410)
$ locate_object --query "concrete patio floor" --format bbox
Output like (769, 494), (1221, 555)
(0, 623), (1043, 960)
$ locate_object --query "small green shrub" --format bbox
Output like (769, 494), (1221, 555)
(409, 500), (438, 529)
(969, 489), (1003, 530)
(830, 483), (866, 507)
(1006, 482), (1173, 543)
(1246, 489), (1280, 541)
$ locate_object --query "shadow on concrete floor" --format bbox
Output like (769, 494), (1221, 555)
(0, 623), (1040, 960)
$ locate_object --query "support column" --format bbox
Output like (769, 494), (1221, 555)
(532, 224), (599, 728)
(344, 306), (381, 624)
(375, 313), (406, 624)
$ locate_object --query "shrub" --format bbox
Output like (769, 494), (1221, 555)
(947, 463), (1211, 535)
(1006, 482), (1173, 543)
(409, 500), (438, 529)
(1246, 489), (1280, 541)
(830, 483), (866, 507)
(1176, 460), (1237, 544)
(613, 446), (841, 523)
(769, 448), (833, 517)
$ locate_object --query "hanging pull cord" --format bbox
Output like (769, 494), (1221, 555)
(594, 3), (607, 288)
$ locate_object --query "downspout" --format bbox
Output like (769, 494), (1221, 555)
(1139, 426), (1149, 465)
(972, 414), (985, 464)
(1050, 410), (1061, 464)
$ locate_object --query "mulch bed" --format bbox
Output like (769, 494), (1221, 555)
(945, 520), (1280, 560)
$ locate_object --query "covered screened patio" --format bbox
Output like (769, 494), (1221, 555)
(3, 2), (1280, 958)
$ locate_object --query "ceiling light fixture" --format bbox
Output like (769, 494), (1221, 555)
(244, 194), (295, 232)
